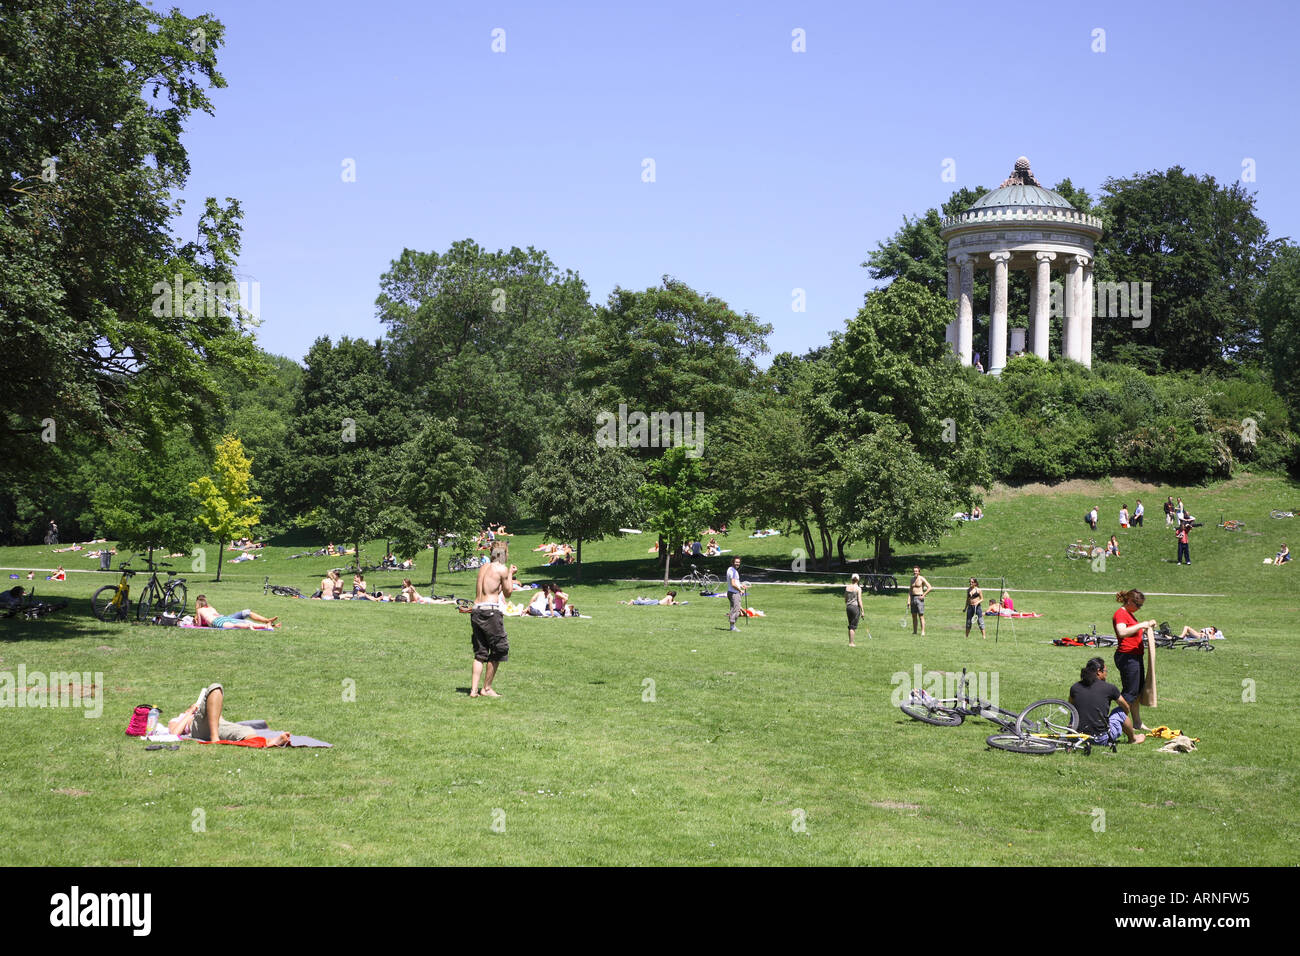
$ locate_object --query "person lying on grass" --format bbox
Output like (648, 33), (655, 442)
(167, 683), (291, 746)
(1177, 624), (1224, 640)
(1069, 657), (1145, 745)
(621, 591), (680, 606)
(987, 590), (1015, 613)
(193, 595), (279, 629)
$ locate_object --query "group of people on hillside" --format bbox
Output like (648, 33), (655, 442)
(311, 570), (439, 603)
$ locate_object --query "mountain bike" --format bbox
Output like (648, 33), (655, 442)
(1066, 538), (1103, 560)
(92, 563), (137, 622)
(680, 564), (720, 590)
(1270, 509), (1297, 519)
(986, 699), (1100, 754)
(899, 668), (1074, 736)
(133, 560), (188, 622)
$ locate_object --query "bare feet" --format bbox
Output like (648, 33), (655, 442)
(1132, 733), (1147, 744)
(848, 642), (856, 647)
(270, 732), (292, 747)
(480, 688), (501, 698)
(469, 691), (480, 698)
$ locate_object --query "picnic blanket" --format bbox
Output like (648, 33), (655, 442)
(988, 609), (1042, 618)
(201, 720), (332, 748)
(179, 622), (276, 631)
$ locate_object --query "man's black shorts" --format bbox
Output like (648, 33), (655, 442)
(471, 607), (509, 663)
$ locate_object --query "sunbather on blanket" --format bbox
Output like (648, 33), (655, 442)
(193, 594), (279, 628)
(621, 591), (680, 606)
(168, 683), (291, 746)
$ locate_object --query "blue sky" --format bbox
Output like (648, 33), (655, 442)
(174, 0), (1300, 364)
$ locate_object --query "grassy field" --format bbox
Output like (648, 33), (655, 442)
(2, 474), (1298, 865)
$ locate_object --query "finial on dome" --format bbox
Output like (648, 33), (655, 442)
(1000, 156), (1041, 187)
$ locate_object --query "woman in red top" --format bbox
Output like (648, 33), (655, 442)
(1112, 589), (1158, 731)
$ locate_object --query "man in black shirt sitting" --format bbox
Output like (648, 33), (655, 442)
(1069, 658), (1146, 745)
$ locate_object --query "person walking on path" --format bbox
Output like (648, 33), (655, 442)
(908, 566), (932, 636)
(845, 573), (864, 646)
(726, 557), (748, 631)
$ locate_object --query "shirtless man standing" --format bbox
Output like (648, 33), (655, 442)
(470, 541), (517, 698)
(908, 566), (932, 636)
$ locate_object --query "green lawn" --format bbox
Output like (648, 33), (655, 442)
(2, 474), (1298, 865)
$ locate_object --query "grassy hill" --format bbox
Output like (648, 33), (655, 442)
(2, 474), (1297, 865)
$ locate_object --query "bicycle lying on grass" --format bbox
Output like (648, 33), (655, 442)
(1053, 624), (1117, 648)
(1217, 518), (1246, 532)
(899, 668), (1076, 736)
(264, 577), (307, 599)
(1271, 509), (1297, 519)
(1152, 621), (1215, 651)
(1, 589), (69, 620)
(1066, 538), (1104, 560)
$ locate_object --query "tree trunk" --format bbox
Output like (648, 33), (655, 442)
(576, 539), (583, 581)
(663, 546), (671, 587)
(215, 540), (224, 583)
(429, 544), (439, 587)
(800, 523), (816, 566)
(836, 535), (847, 568)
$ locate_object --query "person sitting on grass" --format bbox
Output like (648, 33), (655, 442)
(193, 595), (279, 629)
(621, 591), (680, 606)
(1069, 657), (1145, 745)
(1273, 544), (1291, 567)
(705, 537), (721, 556)
(527, 586), (556, 616)
(0, 585), (27, 611)
(401, 578), (437, 604)
(987, 590), (1015, 614)
(350, 573), (379, 601)
(1105, 535), (1121, 557)
(550, 582), (571, 616)
(168, 683), (291, 746)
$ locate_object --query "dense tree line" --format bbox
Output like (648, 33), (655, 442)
(3, 1), (1298, 571)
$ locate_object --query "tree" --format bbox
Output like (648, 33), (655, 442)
(1092, 167), (1274, 370)
(376, 241), (592, 517)
(826, 279), (989, 566)
(576, 276), (772, 449)
(521, 433), (644, 579)
(1259, 244), (1300, 470)
(92, 429), (204, 562)
(639, 446), (717, 585)
(377, 418), (485, 586)
(1, 1), (260, 490)
(188, 435), (262, 582)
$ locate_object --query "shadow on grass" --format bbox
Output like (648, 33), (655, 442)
(0, 596), (141, 643)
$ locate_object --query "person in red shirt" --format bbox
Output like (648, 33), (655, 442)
(1112, 589), (1158, 731)
(1175, 519), (1191, 565)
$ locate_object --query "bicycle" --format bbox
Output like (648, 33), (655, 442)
(1270, 509), (1297, 519)
(1066, 538), (1103, 560)
(133, 559), (188, 622)
(448, 554), (484, 573)
(864, 573), (899, 595)
(680, 564), (720, 591)
(1152, 621), (1215, 652)
(1076, 624), (1116, 647)
(91, 562), (137, 622)
(986, 698), (1105, 754)
(1217, 518), (1246, 532)
(899, 668), (1074, 736)
(2, 588), (69, 620)
(264, 576), (307, 599)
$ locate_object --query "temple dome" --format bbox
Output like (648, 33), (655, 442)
(966, 157), (1077, 211)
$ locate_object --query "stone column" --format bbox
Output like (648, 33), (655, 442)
(988, 251), (1011, 375)
(957, 254), (974, 366)
(1082, 260), (1094, 368)
(1032, 251), (1055, 359)
(1065, 255), (1083, 362)
(946, 259), (959, 356)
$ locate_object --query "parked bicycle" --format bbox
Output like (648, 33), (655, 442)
(133, 559), (188, 622)
(91, 562), (137, 622)
(1066, 538), (1103, 560)
(680, 564), (720, 591)
(864, 572), (899, 595)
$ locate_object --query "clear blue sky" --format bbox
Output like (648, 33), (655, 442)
(174, 0), (1300, 364)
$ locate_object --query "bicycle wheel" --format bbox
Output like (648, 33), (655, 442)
(881, 575), (898, 594)
(135, 582), (161, 621)
(1015, 699), (1078, 736)
(164, 582), (187, 617)
(986, 733), (1058, 754)
(1066, 547), (1083, 560)
(1093, 634), (1117, 647)
(701, 572), (719, 589)
(899, 698), (964, 726)
(92, 586), (126, 622)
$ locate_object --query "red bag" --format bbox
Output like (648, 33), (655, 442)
(125, 704), (152, 737)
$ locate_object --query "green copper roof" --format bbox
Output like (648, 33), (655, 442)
(969, 183), (1077, 210)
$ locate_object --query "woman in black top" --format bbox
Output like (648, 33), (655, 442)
(1069, 658), (1145, 745)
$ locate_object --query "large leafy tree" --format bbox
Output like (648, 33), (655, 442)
(1091, 167), (1273, 370)
(1259, 244), (1300, 450)
(576, 276), (772, 448)
(521, 432), (644, 579)
(377, 418), (485, 586)
(92, 428), (204, 561)
(189, 435), (262, 582)
(826, 279), (989, 566)
(376, 241), (591, 517)
(0, 0), (259, 488)
(639, 446), (718, 586)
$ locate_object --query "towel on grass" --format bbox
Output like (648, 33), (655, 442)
(989, 610), (1042, 618)
(178, 622), (275, 631)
